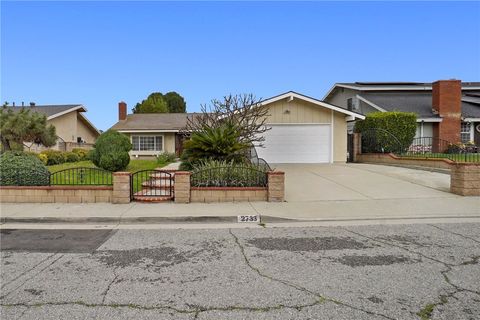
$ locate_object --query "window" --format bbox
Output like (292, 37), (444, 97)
(460, 122), (472, 143)
(347, 98), (353, 111)
(132, 135), (163, 151)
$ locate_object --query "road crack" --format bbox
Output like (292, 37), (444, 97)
(340, 226), (480, 319)
(228, 229), (395, 320)
(0, 254), (65, 300)
(428, 224), (480, 245)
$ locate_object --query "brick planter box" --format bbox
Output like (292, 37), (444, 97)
(174, 171), (285, 203)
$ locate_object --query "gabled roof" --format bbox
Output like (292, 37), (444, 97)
(110, 113), (203, 132)
(4, 104), (101, 135)
(323, 81), (480, 100)
(5, 104), (85, 119)
(260, 91), (365, 120)
(357, 92), (480, 119)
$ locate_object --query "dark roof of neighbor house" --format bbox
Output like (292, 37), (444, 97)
(4, 104), (85, 118)
(359, 92), (480, 119)
(336, 82), (480, 90)
(110, 113), (202, 131)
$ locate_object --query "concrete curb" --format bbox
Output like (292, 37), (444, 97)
(2, 214), (480, 226)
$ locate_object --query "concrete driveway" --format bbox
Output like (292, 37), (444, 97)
(274, 163), (453, 202)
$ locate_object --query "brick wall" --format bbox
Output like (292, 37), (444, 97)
(450, 164), (480, 196)
(0, 186), (113, 203)
(356, 153), (454, 170)
(191, 187), (267, 202)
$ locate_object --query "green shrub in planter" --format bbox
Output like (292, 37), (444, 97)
(65, 152), (80, 163)
(72, 148), (89, 161)
(0, 151), (50, 186)
(191, 159), (268, 187)
(90, 130), (132, 171)
(40, 150), (66, 165)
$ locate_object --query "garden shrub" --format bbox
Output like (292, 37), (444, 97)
(157, 152), (177, 164)
(190, 159), (268, 187)
(65, 152), (80, 163)
(355, 112), (417, 152)
(72, 148), (89, 161)
(180, 123), (250, 169)
(40, 150), (67, 165)
(447, 142), (478, 154)
(90, 130), (132, 171)
(0, 151), (50, 186)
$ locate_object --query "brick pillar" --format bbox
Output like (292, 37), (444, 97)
(112, 172), (131, 204)
(267, 171), (285, 202)
(174, 171), (191, 203)
(450, 164), (480, 196)
(353, 133), (361, 162)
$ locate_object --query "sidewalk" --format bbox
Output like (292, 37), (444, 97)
(1, 196), (479, 227)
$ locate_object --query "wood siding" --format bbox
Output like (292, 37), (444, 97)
(266, 99), (331, 124)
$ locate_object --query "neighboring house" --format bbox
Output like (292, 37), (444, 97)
(110, 92), (365, 163)
(7, 103), (101, 151)
(323, 80), (480, 145)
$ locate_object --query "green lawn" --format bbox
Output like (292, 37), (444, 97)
(48, 159), (172, 185)
(47, 159), (168, 173)
(400, 153), (480, 163)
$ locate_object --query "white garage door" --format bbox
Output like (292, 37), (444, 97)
(256, 124), (331, 163)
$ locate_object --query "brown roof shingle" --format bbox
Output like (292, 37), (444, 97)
(110, 113), (201, 131)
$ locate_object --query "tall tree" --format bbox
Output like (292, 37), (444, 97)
(0, 107), (57, 151)
(132, 92), (168, 113)
(164, 91), (186, 113)
(184, 94), (270, 147)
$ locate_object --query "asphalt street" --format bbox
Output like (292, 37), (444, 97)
(1, 223), (479, 320)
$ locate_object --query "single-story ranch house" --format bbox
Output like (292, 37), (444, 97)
(6, 103), (101, 151)
(323, 80), (480, 145)
(110, 91), (365, 163)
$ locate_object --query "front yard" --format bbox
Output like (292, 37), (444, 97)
(47, 159), (172, 185)
(47, 159), (170, 173)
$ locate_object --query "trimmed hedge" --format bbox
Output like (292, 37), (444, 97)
(90, 130), (132, 171)
(0, 152), (50, 186)
(355, 112), (417, 152)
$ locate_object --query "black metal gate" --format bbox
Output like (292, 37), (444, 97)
(347, 133), (354, 162)
(131, 170), (174, 201)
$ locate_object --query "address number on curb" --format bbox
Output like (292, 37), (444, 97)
(238, 215), (260, 223)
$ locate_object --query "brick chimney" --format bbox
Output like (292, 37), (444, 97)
(432, 80), (461, 143)
(118, 101), (127, 121)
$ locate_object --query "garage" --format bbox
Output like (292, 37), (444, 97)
(256, 124), (331, 163)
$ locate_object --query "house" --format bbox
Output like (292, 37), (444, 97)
(6, 103), (101, 151)
(110, 92), (365, 163)
(323, 80), (480, 145)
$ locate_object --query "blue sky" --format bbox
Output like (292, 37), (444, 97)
(2, 1), (479, 130)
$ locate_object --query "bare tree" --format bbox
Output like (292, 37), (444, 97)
(183, 94), (271, 147)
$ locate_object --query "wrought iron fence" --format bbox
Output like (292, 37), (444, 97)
(131, 170), (173, 198)
(401, 137), (479, 163)
(49, 167), (113, 185)
(191, 165), (268, 187)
